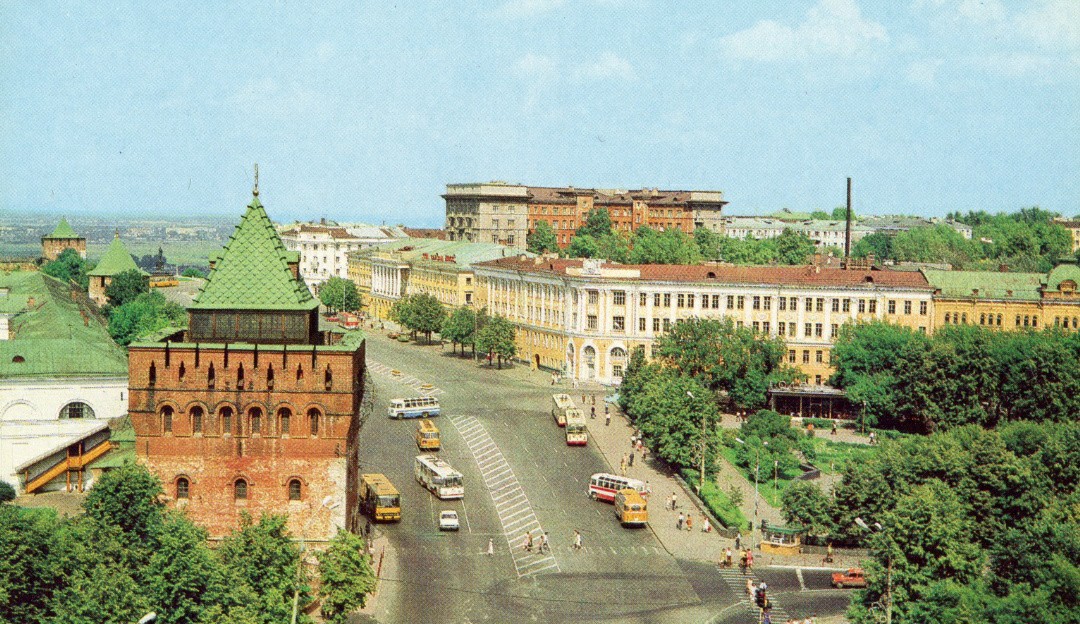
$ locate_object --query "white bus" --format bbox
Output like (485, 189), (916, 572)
(415, 454), (464, 500)
(551, 393), (575, 427)
(565, 408), (587, 446)
(588, 473), (646, 503)
(388, 396), (441, 419)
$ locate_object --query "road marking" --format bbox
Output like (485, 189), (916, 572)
(714, 566), (794, 620)
(446, 413), (560, 579)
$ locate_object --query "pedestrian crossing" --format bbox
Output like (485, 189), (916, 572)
(714, 566), (792, 622)
(388, 540), (666, 559)
(367, 360), (444, 396)
(447, 413), (561, 579)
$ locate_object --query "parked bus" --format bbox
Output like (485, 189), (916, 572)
(415, 454), (464, 500)
(614, 488), (648, 527)
(588, 473), (646, 503)
(565, 408), (587, 446)
(415, 419), (441, 451)
(360, 474), (401, 522)
(551, 393), (575, 427)
(388, 396), (441, 419)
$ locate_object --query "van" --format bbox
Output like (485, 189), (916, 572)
(416, 419), (441, 451)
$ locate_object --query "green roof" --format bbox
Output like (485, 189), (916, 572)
(0, 271), (129, 378)
(191, 194), (318, 311)
(1045, 262), (1080, 292)
(88, 235), (148, 277)
(44, 217), (82, 240)
(923, 269), (1045, 300)
(358, 237), (524, 268)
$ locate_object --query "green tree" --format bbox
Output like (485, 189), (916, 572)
(579, 208), (613, 238)
(831, 206), (854, 221)
(318, 277), (361, 313)
(851, 231), (893, 260)
(42, 247), (91, 290)
(0, 505), (60, 623)
(475, 314), (516, 369)
(596, 231), (631, 262)
(49, 562), (150, 624)
(774, 228), (816, 265)
(105, 268), (149, 307)
(218, 513), (308, 624)
(389, 296), (414, 333)
(563, 233), (599, 259)
(781, 481), (834, 535)
(397, 293), (445, 343)
(318, 530), (377, 623)
(0, 480), (14, 503)
(629, 227), (702, 264)
(83, 461), (165, 549)
(629, 369), (723, 479)
(526, 220), (560, 254)
(143, 513), (235, 624)
(441, 306), (477, 355)
(892, 224), (978, 268)
(810, 210), (832, 220)
(181, 267), (207, 279)
(107, 291), (187, 346)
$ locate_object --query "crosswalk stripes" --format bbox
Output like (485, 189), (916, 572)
(447, 413), (561, 578)
(366, 359), (444, 395)
(714, 566), (792, 622)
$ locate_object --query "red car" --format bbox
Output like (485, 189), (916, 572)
(832, 568), (867, 588)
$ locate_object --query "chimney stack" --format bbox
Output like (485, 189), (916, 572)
(844, 177), (853, 268)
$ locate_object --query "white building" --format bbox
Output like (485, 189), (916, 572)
(278, 220), (407, 292)
(720, 217), (874, 249)
(0, 272), (128, 494)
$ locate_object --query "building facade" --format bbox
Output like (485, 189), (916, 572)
(473, 257), (935, 385)
(87, 233), (148, 306)
(1, 271), (127, 494)
(720, 216), (874, 250)
(41, 217), (87, 261)
(128, 188), (366, 541)
(444, 182), (726, 249)
(278, 221), (406, 293)
(925, 263), (1080, 332)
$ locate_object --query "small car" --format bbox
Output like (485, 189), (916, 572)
(832, 568), (867, 588)
(438, 510), (460, 531)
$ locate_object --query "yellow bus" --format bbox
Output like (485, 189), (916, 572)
(415, 419), (441, 451)
(614, 488), (648, 527)
(360, 473), (401, 522)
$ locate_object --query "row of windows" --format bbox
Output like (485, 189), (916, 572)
(601, 290), (928, 315)
(174, 476), (303, 502)
(787, 349), (828, 365)
(149, 361), (334, 392)
(159, 405), (322, 437)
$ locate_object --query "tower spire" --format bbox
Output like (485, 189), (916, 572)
(253, 163), (260, 197)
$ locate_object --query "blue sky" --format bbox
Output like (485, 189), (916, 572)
(2, 0), (1078, 226)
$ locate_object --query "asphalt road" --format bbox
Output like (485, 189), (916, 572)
(350, 333), (851, 623)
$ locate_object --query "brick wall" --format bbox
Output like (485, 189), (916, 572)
(42, 238), (86, 261)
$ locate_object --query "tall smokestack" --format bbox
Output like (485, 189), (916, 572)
(844, 177), (853, 267)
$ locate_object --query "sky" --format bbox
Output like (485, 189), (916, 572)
(2, 0), (1078, 227)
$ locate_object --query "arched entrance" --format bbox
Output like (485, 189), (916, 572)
(583, 346), (597, 380)
(565, 342), (575, 379)
(609, 346), (627, 381)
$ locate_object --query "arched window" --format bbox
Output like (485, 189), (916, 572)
(191, 406), (204, 434)
(324, 365), (333, 391)
(178, 361), (186, 382)
(234, 479), (248, 500)
(161, 406), (174, 433)
(249, 407), (262, 435)
(60, 402), (94, 420)
(308, 408), (321, 437)
(266, 364), (275, 390)
(288, 479), (302, 501)
(176, 477), (189, 499)
(236, 363), (245, 390)
(278, 408), (291, 436)
(207, 362), (216, 389)
(149, 361), (157, 387)
(296, 364), (304, 382)
(220, 407), (233, 436)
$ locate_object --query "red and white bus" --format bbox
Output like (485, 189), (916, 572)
(588, 473), (646, 503)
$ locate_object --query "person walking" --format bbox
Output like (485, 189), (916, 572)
(869, 431), (876, 445)
(620, 455), (627, 476)
(628, 451), (635, 468)
(746, 549), (755, 571)
(677, 512), (684, 530)
(572, 377), (578, 389)
(670, 492), (677, 511)
(538, 532), (548, 553)
(605, 410), (611, 426)
(643, 480), (651, 499)
(591, 405), (596, 419)
(523, 532), (533, 553)
(686, 515), (693, 532)
(702, 517), (711, 533)
(573, 530), (583, 550)
(734, 533), (742, 551)
(486, 538), (494, 555)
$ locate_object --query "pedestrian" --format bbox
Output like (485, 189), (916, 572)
(591, 405), (596, 419)
(702, 517), (711, 533)
(628, 451), (635, 467)
(746, 578), (755, 595)
(572, 377), (578, 389)
(644, 481), (651, 498)
(677, 512), (684, 530)
(686, 515), (693, 532)
(365, 519), (371, 537)
(605, 411), (611, 426)
(831, 421), (837, 436)
(670, 492), (677, 511)
(746, 549), (754, 571)
(538, 532), (548, 553)
(823, 542), (834, 564)
(551, 373), (555, 385)
(605, 405), (610, 418)
(573, 530), (583, 550)
(725, 547), (733, 567)
(641, 445), (647, 461)
(523, 532), (533, 553)
(869, 431), (876, 445)
(582, 394), (587, 405)
(487, 538), (494, 555)
(592, 395), (596, 405)
(734, 533), (742, 551)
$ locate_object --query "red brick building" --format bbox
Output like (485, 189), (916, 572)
(128, 186), (365, 541)
(41, 217), (87, 261)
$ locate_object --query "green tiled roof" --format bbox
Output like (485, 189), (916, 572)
(88, 235), (148, 277)
(1045, 262), (1080, 292)
(191, 195), (318, 311)
(923, 269), (1044, 300)
(44, 217), (82, 239)
(0, 271), (128, 378)
(358, 237), (524, 268)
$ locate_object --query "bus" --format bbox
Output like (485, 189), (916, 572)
(565, 408), (587, 446)
(415, 454), (464, 500)
(360, 474), (401, 522)
(614, 488), (648, 527)
(388, 396), (441, 419)
(415, 419), (440, 451)
(588, 473), (646, 503)
(551, 393), (575, 427)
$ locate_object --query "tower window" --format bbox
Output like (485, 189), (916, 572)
(279, 408), (291, 435)
(308, 408), (321, 437)
(191, 406), (204, 434)
(161, 406), (174, 433)
(249, 407), (262, 435)
(176, 477), (189, 499)
(234, 479), (248, 500)
(220, 407), (233, 436)
(288, 479), (302, 501)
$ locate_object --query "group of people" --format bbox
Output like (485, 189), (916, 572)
(515, 530), (584, 554)
(674, 511), (711, 533)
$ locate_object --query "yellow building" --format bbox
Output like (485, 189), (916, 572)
(473, 257), (936, 384)
(924, 262), (1080, 332)
(347, 238), (522, 320)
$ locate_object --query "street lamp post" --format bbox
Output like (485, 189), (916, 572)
(856, 517), (892, 624)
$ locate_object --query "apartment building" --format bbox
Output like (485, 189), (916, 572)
(347, 238), (521, 320)
(444, 182), (726, 249)
(473, 257), (935, 385)
(278, 221), (406, 292)
(720, 217), (874, 250)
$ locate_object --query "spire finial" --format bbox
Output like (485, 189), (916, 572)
(253, 163), (260, 197)
(114, 228), (120, 238)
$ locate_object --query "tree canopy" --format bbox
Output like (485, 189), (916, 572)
(441, 306), (478, 355)
(107, 291), (187, 346)
(391, 293), (446, 343)
(42, 248), (91, 290)
(105, 269), (149, 307)
(474, 314), (516, 368)
(526, 220), (559, 254)
(318, 277), (361, 313)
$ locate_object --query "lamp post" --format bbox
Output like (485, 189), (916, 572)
(291, 496), (340, 624)
(735, 437), (767, 547)
(855, 517), (892, 624)
(687, 391), (706, 492)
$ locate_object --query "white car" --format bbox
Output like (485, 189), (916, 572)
(439, 510), (460, 531)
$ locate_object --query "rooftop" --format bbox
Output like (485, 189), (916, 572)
(43, 217), (83, 240)
(356, 237), (523, 268)
(923, 269), (1045, 300)
(87, 234), (148, 277)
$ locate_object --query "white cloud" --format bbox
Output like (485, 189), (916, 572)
(718, 0), (888, 63)
(905, 58), (943, 87)
(1014, 0), (1080, 50)
(514, 53), (557, 80)
(576, 52), (635, 81)
(492, 0), (566, 19)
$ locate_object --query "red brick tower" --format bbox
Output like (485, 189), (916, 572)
(127, 181), (365, 541)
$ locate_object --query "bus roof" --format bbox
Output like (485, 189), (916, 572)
(415, 454), (461, 478)
(417, 419), (439, 432)
(616, 488), (647, 503)
(565, 408), (586, 422)
(361, 473), (400, 495)
(552, 393), (574, 408)
(392, 396), (439, 406)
